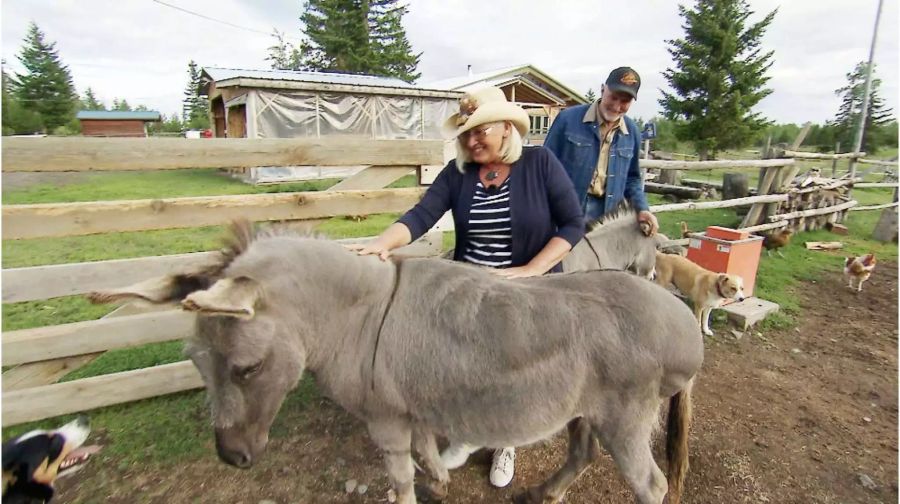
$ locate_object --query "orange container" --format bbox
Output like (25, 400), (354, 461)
(685, 226), (764, 298)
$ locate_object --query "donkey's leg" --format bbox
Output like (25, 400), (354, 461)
(369, 420), (416, 504)
(412, 427), (449, 501)
(596, 403), (667, 504)
(513, 417), (600, 504)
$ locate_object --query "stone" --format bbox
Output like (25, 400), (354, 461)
(345, 480), (358, 494)
(357, 484), (368, 495)
(859, 473), (878, 491)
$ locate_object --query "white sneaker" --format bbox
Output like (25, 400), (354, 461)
(489, 447), (515, 488)
(440, 442), (479, 470)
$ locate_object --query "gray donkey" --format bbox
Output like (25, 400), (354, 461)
(89, 222), (703, 504)
(562, 206), (658, 277)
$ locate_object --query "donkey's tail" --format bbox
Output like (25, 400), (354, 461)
(665, 377), (693, 504)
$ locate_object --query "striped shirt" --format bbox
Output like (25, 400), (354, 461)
(463, 177), (512, 267)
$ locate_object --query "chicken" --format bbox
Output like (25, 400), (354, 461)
(844, 253), (877, 292)
(762, 228), (793, 258)
(680, 221), (692, 239)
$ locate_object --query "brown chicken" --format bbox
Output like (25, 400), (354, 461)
(844, 253), (877, 292)
(680, 221), (692, 239)
(762, 228), (793, 257)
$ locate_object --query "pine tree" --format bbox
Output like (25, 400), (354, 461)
(830, 61), (894, 154)
(584, 88), (596, 102)
(81, 87), (104, 110)
(298, 0), (420, 82)
(12, 22), (78, 132)
(659, 0), (776, 159)
(2, 62), (44, 135)
(112, 98), (131, 111)
(182, 60), (210, 129)
(367, 0), (420, 82)
(266, 30), (303, 71)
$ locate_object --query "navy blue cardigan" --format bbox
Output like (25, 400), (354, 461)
(398, 146), (584, 272)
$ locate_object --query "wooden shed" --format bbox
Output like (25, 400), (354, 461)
(77, 111), (161, 137)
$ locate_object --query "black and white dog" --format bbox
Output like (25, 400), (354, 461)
(3, 416), (100, 503)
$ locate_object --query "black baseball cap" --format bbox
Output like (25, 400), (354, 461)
(605, 67), (641, 100)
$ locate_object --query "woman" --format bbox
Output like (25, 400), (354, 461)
(349, 86), (584, 488)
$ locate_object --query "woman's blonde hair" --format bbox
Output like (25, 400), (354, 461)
(455, 121), (524, 172)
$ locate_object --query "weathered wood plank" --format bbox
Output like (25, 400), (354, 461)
(327, 165), (416, 191)
(2, 137), (443, 172)
(3, 252), (220, 303)
(2, 361), (203, 426)
(783, 150), (865, 160)
(2, 310), (194, 366)
(649, 194), (788, 213)
(3, 188), (425, 239)
(2, 234), (442, 303)
(768, 200), (858, 221)
(850, 202), (900, 211)
(642, 159), (794, 170)
(858, 158), (898, 167)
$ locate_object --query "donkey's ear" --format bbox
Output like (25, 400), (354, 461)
(87, 273), (213, 305)
(181, 277), (261, 319)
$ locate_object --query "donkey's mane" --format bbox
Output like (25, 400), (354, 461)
(585, 202), (638, 234)
(204, 220), (326, 277)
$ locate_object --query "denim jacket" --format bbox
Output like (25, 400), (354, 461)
(544, 104), (648, 216)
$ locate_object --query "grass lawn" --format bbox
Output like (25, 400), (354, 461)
(1, 167), (895, 468)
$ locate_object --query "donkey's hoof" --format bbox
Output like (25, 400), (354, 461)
(512, 488), (546, 504)
(414, 480), (447, 502)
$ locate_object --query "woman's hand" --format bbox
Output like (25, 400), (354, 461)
(345, 241), (392, 261)
(490, 264), (545, 279)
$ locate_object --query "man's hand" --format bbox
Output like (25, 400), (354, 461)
(637, 210), (659, 237)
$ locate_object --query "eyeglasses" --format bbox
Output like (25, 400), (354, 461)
(461, 125), (495, 141)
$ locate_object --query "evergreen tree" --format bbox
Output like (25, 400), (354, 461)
(112, 98), (132, 111)
(298, 0), (420, 82)
(367, 0), (420, 82)
(2, 62), (44, 135)
(12, 22), (78, 132)
(584, 88), (596, 102)
(81, 87), (105, 110)
(830, 61), (894, 154)
(300, 0), (369, 73)
(266, 30), (303, 71)
(659, 0), (776, 159)
(182, 60), (210, 129)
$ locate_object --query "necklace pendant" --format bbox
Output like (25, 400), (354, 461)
(486, 170), (499, 181)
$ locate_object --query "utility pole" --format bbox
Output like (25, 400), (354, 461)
(849, 0), (885, 186)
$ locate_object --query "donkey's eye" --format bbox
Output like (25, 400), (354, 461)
(234, 362), (263, 381)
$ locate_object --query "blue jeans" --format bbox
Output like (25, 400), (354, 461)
(584, 194), (605, 223)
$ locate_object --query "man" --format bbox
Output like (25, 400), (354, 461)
(544, 66), (658, 235)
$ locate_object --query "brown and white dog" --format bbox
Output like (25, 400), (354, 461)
(654, 252), (746, 336)
(2, 416), (100, 503)
(844, 253), (877, 292)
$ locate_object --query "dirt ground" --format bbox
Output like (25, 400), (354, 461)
(55, 263), (898, 504)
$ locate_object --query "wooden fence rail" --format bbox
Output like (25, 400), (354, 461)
(2, 137), (444, 172)
(3, 188), (425, 239)
(2, 361), (203, 426)
(2, 234), (442, 303)
(643, 159), (794, 170)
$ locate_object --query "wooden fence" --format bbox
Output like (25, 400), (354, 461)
(2, 138), (896, 426)
(1, 137), (446, 426)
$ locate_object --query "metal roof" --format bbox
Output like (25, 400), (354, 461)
(76, 111), (161, 121)
(204, 67), (415, 89)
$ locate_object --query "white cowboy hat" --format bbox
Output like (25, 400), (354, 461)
(442, 86), (530, 139)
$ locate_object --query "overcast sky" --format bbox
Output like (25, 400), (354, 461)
(2, 0), (897, 125)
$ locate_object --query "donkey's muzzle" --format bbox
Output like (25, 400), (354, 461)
(215, 429), (253, 469)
